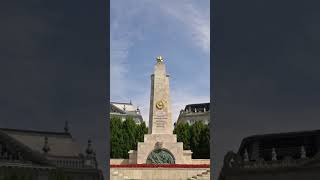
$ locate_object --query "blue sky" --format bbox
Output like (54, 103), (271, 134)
(111, 0), (210, 125)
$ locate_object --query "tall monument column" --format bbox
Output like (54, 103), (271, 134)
(128, 56), (193, 165)
(148, 56), (173, 134)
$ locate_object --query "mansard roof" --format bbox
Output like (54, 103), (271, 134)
(219, 129), (320, 180)
(237, 129), (320, 162)
(184, 103), (210, 111)
(0, 130), (49, 165)
(241, 129), (320, 139)
(0, 128), (82, 158)
(111, 101), (139, 112)
(110, 101), (132, 105)
(110, 101), (144, 123)
(239, 129), (320, 152)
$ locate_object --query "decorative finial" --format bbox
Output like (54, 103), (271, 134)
(156, 56), (164, 63)
(86, 139), (93, 156)
(301, 145), (306, 159)
(64, 120), (69, 133)
(42, 136), (50, 154)
(272, 148), (277, 161)
(244, 149), (249, 162)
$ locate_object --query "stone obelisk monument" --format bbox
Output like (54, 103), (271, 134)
(148, 56), (173, 134)
(128, 56), (193, 164)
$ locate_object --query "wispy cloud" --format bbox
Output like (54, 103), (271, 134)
(110, 0), (210, 124)
(110, 1), (145, 100)
(110, 40), (130, 100)
(157, 0), (210, 54)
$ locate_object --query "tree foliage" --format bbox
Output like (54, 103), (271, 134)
(173, 123), (191, 150)
(174, 121), (210, 159)
(110, 116), (148, 158)
(110, 116), (210, 159)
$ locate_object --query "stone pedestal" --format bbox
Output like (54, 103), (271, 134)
(133, 134), (192, 164)
(128, 134), (192, 164)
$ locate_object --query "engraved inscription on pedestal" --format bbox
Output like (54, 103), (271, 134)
(154, 111), (167, 128)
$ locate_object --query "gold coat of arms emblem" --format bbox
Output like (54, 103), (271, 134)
(156, 100), (165, 110)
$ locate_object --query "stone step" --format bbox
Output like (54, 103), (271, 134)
(186, 169), (210, 180)
(199, 175), (210, 180)
(187, 178), (197, 180)
(200, 177), (210, 180)
(113, 169), (210, 180)
(112, 171), (119, 176)
(201, 172), (210, 176)
(110, 175), (124, 180)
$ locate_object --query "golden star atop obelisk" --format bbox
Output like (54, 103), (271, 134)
(156, 56), (164, 63)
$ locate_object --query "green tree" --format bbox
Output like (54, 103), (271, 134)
(111, 117), (211, 159)
(122, 117), (137, 158)
(190, 121), (205, 158)
(135, 121), (148, 143)
(54, 169), (68, 180)
(110, 116), (124, 158)
(198, 124), (210, 158)
(9, 174), (18, 180)
(26, 175), (32, 180)
(173, 123), (191, 150)
(173, 121), (210, 159)
(110, 116), (149, 158)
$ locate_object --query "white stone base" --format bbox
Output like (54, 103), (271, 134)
(110, 167), (210, 180)
(110, 159), (211, 165)
(128, 134), (193, 164)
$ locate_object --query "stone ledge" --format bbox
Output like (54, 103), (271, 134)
(110, 166), (210, 180)
(110, 164), (210, 168)
(143, 134), (177, 143)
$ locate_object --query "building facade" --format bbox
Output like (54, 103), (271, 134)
(219, 129), (320, 180)
(176, 103), (210, 125)
(0, 125), (103, 180)
(110, 101), (143, 124)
